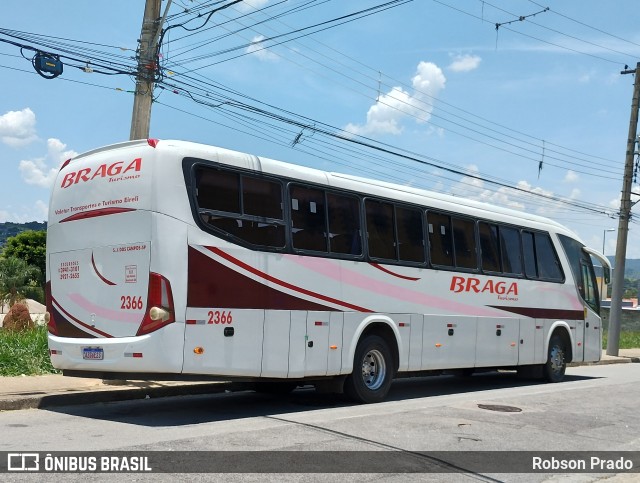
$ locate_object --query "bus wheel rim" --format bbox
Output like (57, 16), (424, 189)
(550, 345), (565, 373)
(361, 349), (386, 390)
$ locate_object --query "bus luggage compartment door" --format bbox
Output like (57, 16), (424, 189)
(183, 308), (264, 377)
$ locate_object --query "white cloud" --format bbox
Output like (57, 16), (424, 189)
(448, 54), (481, 73)
(564, 170), (579, 182)
(578, 73), (592, 83)
(18, 138), (77, 188)
(344, 61), (446, 136)
(246, 35), (279, 61)
(446, 167), (585, 216)
(34, 200), (49, 219)
(0, 200), (48, 223)
(0, 108), (37, 147)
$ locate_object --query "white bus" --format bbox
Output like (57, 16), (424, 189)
(46, 139), (611, 403)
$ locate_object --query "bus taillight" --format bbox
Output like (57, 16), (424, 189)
(45, 281), (58, 335)
(137, 272), (175, 336)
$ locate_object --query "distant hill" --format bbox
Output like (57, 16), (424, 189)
(607, 257), (640, 279)
(623, 260), (640, 279)
(0, 221), (47, 248)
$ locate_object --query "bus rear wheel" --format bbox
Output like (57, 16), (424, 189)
(544, 334), (567, 383)
(344, 335), (393, 404)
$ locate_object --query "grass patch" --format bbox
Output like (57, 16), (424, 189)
(0, 324), (59, 376)
(602, 331), (640, 350)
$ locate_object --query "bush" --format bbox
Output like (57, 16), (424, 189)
(0, 324), (58, 376)
(2, 302), (34, 332)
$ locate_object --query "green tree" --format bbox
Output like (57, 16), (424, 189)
(0, 257), (42, 308)
(2, 230), (46, 279)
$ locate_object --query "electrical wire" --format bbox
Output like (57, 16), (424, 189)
(156, 74), (615, 215)
(484, 0), (639, 60)
(159, 12), (623, 179)
(431, 0), (625, 65)
(527, 0), (640, 49)
(0, 3), (623, 220)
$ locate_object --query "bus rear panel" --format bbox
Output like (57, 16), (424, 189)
(46, 140), (183, 374)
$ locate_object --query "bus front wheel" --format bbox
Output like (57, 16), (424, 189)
(544, 334), (567, 383)
(344, 335), (393, 403)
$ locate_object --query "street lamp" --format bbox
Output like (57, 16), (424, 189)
(601, 228), (615, 300)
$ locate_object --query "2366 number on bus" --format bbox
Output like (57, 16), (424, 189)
(208, 310), (233, 324)
(120, 295), (144, 310)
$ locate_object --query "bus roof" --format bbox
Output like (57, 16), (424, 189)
(71, 138), (580, 241)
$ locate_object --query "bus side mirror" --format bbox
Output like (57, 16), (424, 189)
(604, 267), (610, 284)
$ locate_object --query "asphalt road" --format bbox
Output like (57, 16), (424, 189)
(2, 364), (639, 482)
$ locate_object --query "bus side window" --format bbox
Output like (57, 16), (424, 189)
(479, 222), (501, 272)
(534, 233), (563, 281)
(243, 176), (282, 220)
(427, 212), (453, 266)
(452, 217), (476, 269)
(499, 226), (522, 275)
(195, 167), (285, 249)
(290, 185), (328, 252)
(365, 199), (395, 260)
(327, 193), (362, 256)
(522, 231), (537, 278)
(196, 169), (240, 214)
(396, 206), (425, 263)
(581, 261), (598, 311)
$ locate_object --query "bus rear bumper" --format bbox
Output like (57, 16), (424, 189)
(48, 332), (182, 374)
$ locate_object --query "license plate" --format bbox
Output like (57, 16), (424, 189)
(82, 347), (104, 360)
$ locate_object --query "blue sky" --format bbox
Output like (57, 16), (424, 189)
(1, 0), (639, 257)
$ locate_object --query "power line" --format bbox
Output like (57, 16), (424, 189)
(157, 94), (608, 217)
(485, 0), (639, 60)
(527, 0), (640, 49)
(164, 0), (303, 55)
(156, 73), (615, 215)
(432, 0), (625, 65)
(161, 2), (622, 177)
(171, 0), (413, 73)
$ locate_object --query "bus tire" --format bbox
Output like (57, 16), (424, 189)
(544, 334), (567, 383)
(344, 334), (393, 404)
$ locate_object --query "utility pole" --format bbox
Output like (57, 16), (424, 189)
(606, 62), (640, 356)
(130, 0), (169, 140)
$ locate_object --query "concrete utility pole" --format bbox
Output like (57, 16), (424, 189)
(606, 62), (640, 356)
(129, 0), (167, 140)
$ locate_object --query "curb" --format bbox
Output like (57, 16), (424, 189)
(0, 382), (236, 412)
(569, 356), (640, 367)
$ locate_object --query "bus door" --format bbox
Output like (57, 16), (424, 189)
(581, 259), (601, 361)
(304, 311), (330, 376)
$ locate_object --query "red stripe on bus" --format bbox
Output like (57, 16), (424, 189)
(188, 248), (335, 311)
(52, 297), (114, 338)
(60, 207), (136, 223)
(206, 246), (373, 313)
(91, 252), (117, 286)
(488, 306), (584, 320)
(369, 263), (421, 281)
